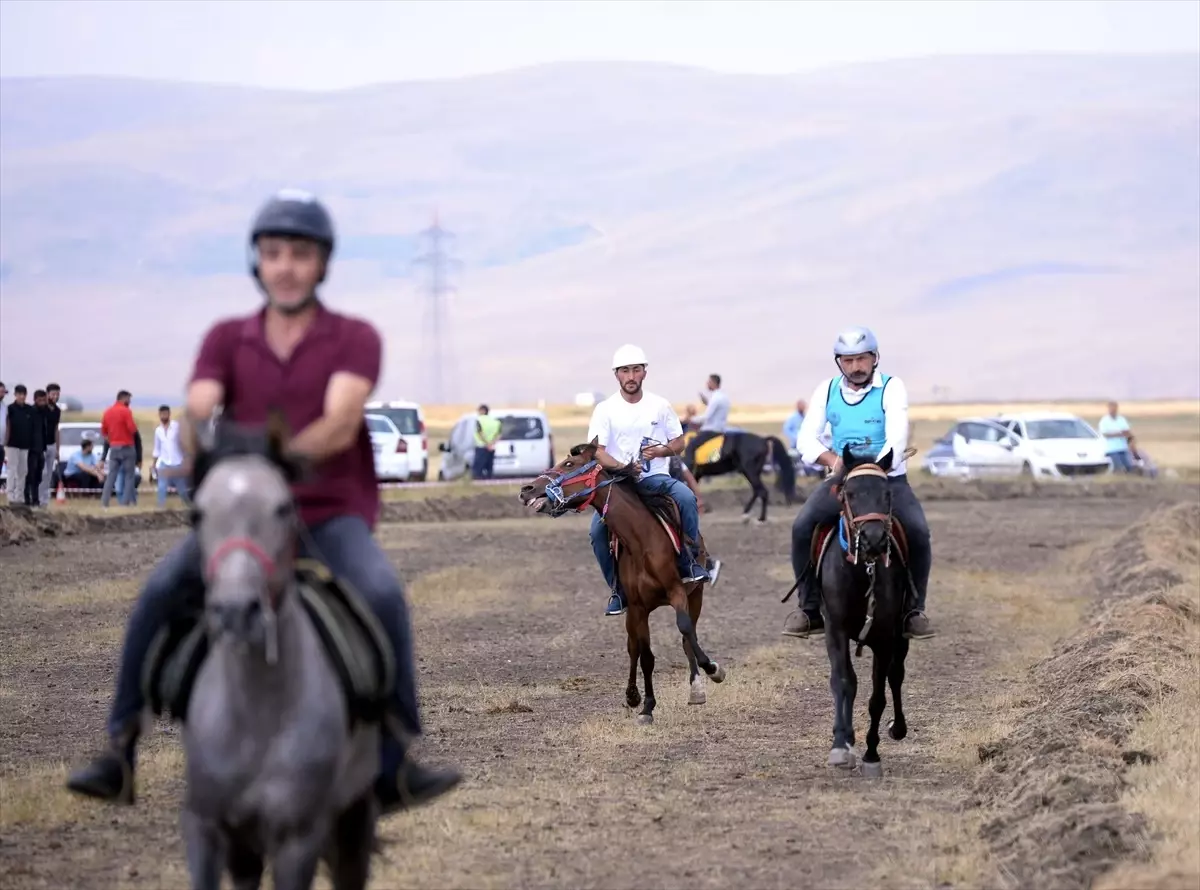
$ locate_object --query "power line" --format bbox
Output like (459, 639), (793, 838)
(413, 210), (463, 405)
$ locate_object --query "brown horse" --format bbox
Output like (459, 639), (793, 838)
(519, 439), (727, 724)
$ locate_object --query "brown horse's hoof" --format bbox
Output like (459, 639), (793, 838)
(636, 713), (654, 726)
(709, 663), (727, 684)
(688, 678), (707, 705)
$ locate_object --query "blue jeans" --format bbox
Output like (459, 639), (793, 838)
(589, 473), (704, 590)
(1109, 449), (1136, 473)
(471, 447), (495, 480)
(102, 446), (137, 507)
(107, 515), (423, 755)
(156, 463), (191, 506)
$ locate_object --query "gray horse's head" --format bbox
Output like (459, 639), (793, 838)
(190, 410), (309, 656)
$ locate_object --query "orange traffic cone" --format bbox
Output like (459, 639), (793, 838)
(55, 480), (67, 504)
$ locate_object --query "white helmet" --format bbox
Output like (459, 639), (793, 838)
(611, 344), (648, 369)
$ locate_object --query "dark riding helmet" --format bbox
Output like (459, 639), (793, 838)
(248, 189), (336, 283)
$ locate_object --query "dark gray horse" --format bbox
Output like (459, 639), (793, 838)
(812, 446), (912, 777)
(182, 415), (380, 890)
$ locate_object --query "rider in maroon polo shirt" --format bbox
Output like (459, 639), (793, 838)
(66, 190), (460, 814)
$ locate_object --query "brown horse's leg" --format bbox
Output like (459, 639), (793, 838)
(887, 636), (909, 740)
(668, 582), (725, 684)
(625, 610), (642, 709)
(686, 588), (706, 704)
(635, 612), (656, 725)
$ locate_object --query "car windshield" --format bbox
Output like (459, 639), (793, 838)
(367, 408), (420, 435)
(499, 416), (545, 440)
(365, 415), (396, 435)
(59, 426), (102, 446)
(1024, 419), (1096, 440)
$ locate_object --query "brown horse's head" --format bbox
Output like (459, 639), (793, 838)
(519, 437), (629, 517)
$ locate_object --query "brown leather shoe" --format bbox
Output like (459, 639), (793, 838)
(781, 607), (824, 638)
(903, 611), (936, 640)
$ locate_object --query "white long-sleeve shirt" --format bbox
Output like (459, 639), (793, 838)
(153, 420), (186, 468)
(797, 371), (910, 477)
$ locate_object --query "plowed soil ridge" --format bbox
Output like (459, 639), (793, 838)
(972, 501), (1200, 889)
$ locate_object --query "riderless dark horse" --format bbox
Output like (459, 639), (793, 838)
(520, 440), (727, 724)
(681, 429), (796, 524)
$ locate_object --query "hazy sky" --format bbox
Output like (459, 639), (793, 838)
(1, 0), (1197, 90)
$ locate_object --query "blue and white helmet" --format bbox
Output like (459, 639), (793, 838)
(833, 326), (879, 358)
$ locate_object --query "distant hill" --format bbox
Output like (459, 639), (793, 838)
(1, 54), (1197, 406)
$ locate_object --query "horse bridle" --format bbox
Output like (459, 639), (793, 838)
(534, 458), (616, 518)
(834, 463), (894, 568)
(204, 536), (291, 609)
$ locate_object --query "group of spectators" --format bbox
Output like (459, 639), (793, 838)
(1, 384), (193, 508)
(1, 381), (63, 507)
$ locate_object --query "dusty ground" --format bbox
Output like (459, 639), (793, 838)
(0, 481), (1196, 889)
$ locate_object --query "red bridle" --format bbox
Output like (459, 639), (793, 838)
(205, 537), (285, 607)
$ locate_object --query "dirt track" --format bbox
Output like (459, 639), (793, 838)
(1, 479), (1195, 889)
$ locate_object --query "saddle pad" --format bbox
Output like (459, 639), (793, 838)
(694, 435), (725, 465)
(141, 559), (395, 726)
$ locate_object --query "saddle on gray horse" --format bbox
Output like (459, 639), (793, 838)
(141, 558), (395, 727)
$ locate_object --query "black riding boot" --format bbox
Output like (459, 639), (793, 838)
(373, 721), (462, 817)
(65, 724), (138, 805)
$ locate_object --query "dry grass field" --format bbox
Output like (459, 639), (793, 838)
(1, 476), (1197, 889)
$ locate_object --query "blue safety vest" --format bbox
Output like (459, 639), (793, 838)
(826, 374), (890, 459)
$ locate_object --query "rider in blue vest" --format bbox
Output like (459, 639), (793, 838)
(781, 326), (935, 641)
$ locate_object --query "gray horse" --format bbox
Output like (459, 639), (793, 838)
(182, 417), (380, 890)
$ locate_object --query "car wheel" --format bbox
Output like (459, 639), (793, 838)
(1021, 461), (1035, 476)
(437, 469), (445, 481)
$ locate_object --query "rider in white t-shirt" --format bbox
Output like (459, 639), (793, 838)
(586, 344), (719, 617)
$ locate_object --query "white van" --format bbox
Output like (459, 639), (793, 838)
(363, 400), (428, 481)
(438, 409), (554, 481)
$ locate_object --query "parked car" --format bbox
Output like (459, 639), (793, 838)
(995, 412), (1113, 478)
(365, 413), (412, 482)
(363, 400), (428, 481)
(924, 412), (1112, 480)
(437, 409), (554, 481)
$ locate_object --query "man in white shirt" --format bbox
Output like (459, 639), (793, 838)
(588, 344), (718, 617)
(683, 373), (731, 468)
(781, 326), (935, 641)
(152, 405), (191, 507)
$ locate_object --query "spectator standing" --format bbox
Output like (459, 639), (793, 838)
(1098, 401), (1136, 473)
(152, 405), (190, 506)
(0, 381), (8, 487)
(4, 385), (36, 505)
(24, 390), (48, 506)
(100, 390), (138, 507)
(783, 399), (807, 448)
(472, 404), (502, 480)
(683, 373), (731, 468)
(37, 383), (62, 505)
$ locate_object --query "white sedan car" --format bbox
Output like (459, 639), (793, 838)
(934, 412), (1113, 480)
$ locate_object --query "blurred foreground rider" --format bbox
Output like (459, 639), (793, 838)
(66, 189), (461, 814)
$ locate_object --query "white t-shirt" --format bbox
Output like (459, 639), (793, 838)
(587, 390), (683, 477)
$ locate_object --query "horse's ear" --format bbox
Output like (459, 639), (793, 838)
(841, 443), (855, 467)
(878, 449), (894, 473)
(589, 435), (599, 448)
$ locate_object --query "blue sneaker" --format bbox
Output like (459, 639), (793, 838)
(605, 592), (627, 616)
